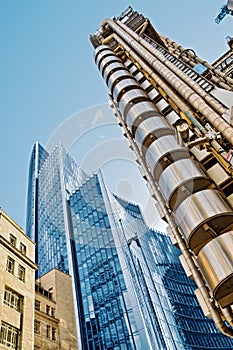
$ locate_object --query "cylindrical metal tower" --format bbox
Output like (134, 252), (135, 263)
(90, 6), (233, 337)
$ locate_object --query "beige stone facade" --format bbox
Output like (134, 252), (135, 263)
(35, 269), (78, 350)
(0, 209), (37, 350)
(0, 209), (78, 350)
(34, 283), (60, 350)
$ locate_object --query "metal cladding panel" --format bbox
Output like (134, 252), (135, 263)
(99, 55), (121, 75)
(197, 231), (233, 307)
(94, 45), (111, 61)
(148, 89), (160, 101)
(128, 64), (138, 74)
(118, 87), (148, 103)
(96, 48), (114, 61)
(112, 79), (140, 102)
(140, 79), (152, 90)
(118, 89), (149, 117)
(135, 116), (174, 146)
(125, 100), (159, 126)
(155, 98), (169, 112)
(175, 189), (233, 254)
(145, 135), (189, 180)
(134, 71), (144, 81)
(103, 62), (128, 82)
(107, 71), (131, 92)
(96, 50), (116, 68)
(140, 128), (176, 156)
(158, 158), (212, 210)
(94, 44), (111, 55)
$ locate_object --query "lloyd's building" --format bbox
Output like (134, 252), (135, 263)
(89, 5), (233, 342)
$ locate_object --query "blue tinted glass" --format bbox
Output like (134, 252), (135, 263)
(26, 143), (233, 350)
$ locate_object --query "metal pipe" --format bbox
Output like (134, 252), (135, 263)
(93, 10), (233, 332)
(100, 19), (109, 32)
(102, 34), (197, 125)
(135, 19), (149, 36)
(94, 38), (233, 334)
(102, 33), (233, 172)
(116, 20), (227, 117)
(106, 18), (233, 145)
(161, 35), (233, 88)
(110, 98), (233, 338)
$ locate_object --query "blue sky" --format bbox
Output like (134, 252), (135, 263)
(0, 0), (232, 230)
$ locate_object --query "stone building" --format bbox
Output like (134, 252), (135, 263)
(34, 269), (78, 350)
(34, 281), (59, 350)
(0, 208), (78, 350)
(0, 208), (37, 350)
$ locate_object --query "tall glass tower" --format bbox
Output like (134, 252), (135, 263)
(26, 142), (233, 349)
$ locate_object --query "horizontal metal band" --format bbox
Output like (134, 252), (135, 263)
(126, 111), (163, 137)
(97, 52), (117, 70)
(95, 46), (115, 66)
(118, 89), (150, 118)
(145, 135), (189, 180)
(112, 79), (140, 102)
(94, 45), (112, 63)
(135, 116), (174, 154)
(197, 231), (233, 308)
(158, 158), (212, 210)
(104, 62), (128, 83)
(125, 100), (158, 125)
(108, 72), (132, 96)
(175, 189), (233, 254)
(99, 54), (121, 74)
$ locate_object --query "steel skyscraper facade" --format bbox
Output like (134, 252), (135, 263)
(90, 6), (233, 338)
(26, 142), (233, 349)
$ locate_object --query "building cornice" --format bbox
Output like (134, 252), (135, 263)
(0, 210), (36, 245)
(35, 309), (60, 324)
(0, 235), (38, 270)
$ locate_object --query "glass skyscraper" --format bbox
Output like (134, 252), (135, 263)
(26, 142), (233, 349)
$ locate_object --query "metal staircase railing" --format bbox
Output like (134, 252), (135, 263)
(142, 34), (214, 93)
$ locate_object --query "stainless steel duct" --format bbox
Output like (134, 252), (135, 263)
(91, 11), (233, 336)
